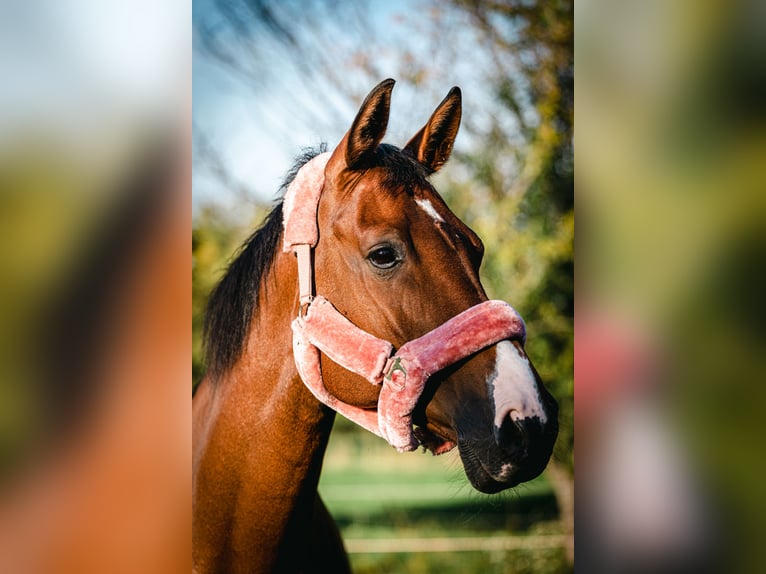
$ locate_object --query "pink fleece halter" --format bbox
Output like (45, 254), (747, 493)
(283, 153), (527, 453)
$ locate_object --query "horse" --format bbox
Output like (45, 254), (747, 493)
(192, 79), (558, 573)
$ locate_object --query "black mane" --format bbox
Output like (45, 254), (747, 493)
(202, 146), (325, 380)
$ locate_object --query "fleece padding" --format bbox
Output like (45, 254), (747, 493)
(293, 296), (526, 452)
(282, 152), (331, 252)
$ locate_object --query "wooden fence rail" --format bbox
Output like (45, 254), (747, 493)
(344, 534), (572, 554)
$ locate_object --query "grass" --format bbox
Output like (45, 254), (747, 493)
(319, 420), (571, 573)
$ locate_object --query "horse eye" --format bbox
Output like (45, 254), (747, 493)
(368, 246), (400, 269)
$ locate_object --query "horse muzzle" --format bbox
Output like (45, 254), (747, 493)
(458, 408), (558, 493)
(449, 341), (559, 493)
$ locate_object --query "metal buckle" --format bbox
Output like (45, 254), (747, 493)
(298, 296), (313, 319)
(384, 356), (408, 389)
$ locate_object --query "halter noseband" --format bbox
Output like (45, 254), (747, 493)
(283, 152), (527, 453)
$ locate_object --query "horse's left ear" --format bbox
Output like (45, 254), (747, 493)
(404, 87), (462, 174)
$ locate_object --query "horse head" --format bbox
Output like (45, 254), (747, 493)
(305, 79), (558, 494)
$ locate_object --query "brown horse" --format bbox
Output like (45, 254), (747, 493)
(192, 79), (558, 573)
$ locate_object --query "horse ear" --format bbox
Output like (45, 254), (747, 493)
(340, 78), (395, 170)
(403, 87), (461, 174)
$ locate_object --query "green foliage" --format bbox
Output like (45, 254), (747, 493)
(192, 203), (269, 389)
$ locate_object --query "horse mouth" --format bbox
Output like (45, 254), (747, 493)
(415, 424), (548, 494)
(457, 441), (516, 493)
(414, 425), (457, 456)
(456, 439), (551, 494)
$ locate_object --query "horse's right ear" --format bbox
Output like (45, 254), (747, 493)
(332, 79), (395, 171)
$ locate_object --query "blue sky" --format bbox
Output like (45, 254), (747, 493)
(191, 0), (503, 211)
(192, 1), (402, 208)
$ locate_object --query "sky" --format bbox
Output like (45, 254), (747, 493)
(193, 0), (411, 209)
(191, 0), (497, 211)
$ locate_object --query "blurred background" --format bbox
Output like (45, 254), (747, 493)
(0, 0), (763, 572)
(0, 0), (189, 572)
(192, 1), (573, 572)
(577, 1), (766, 572)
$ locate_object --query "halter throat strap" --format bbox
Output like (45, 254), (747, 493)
(282, 152), (526, 453)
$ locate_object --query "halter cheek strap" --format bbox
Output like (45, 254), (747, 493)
(283, 152), (331, 308)
(282, 153), (527, 453)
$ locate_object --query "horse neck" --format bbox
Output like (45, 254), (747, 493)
(193, 250), (336, 572)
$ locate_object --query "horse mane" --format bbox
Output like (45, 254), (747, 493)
(202, 143), (429, 381)
(202, 145), (326, 381)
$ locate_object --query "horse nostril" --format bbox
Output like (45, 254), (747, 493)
(493, 410), (526, 448)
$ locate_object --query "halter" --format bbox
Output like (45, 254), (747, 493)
(283, 152), (527, 453)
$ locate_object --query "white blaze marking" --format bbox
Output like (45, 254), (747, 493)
(489, 341), (548, 426)
(415, 198), (444, 223)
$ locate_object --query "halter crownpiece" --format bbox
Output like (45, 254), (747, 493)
(283, 153), (527, 453)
